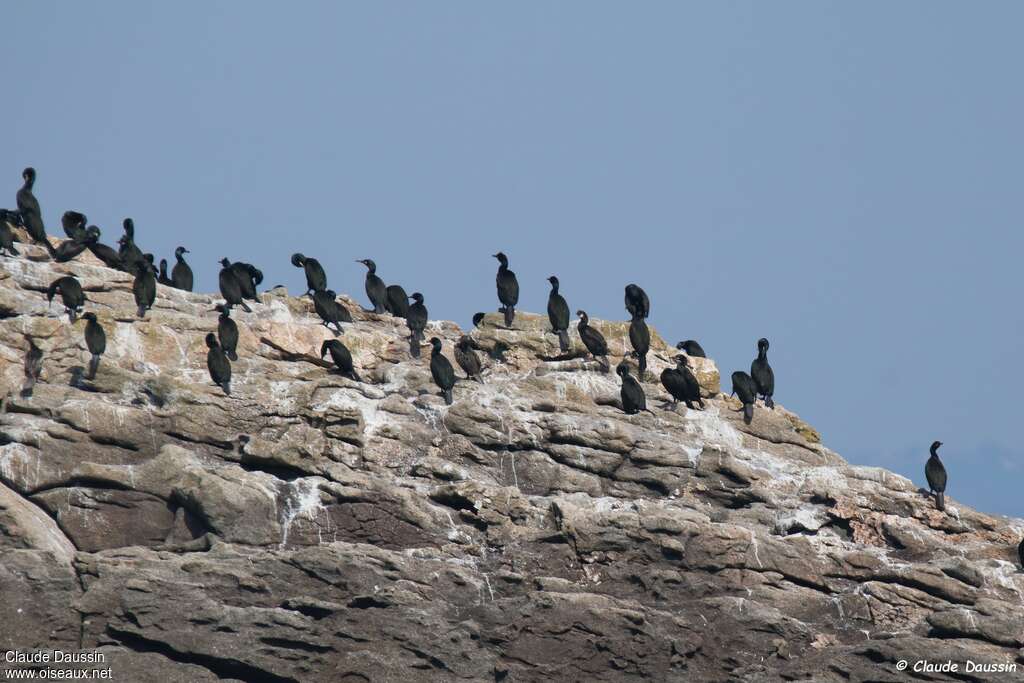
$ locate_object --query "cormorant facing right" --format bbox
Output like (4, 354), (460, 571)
(494, 252), (519, 328)
(118, 219), (145, 273)
(429, 337), (456, 405)
(406, 292), (428, 357)
(661, 355), (704, 410)
(385, 284), (410, 318)
(730, 371), (757, 425)
(171, 247), (193, 291)
(82, 312), (106, 379)
(624, 284), (650, 319)
(291, 253), (327, 296)
(132, 259), (157, 318)
(546, 276), (570, 352)
(750, 337), (775, 409)
(312, 289), (350, 335)
(215, 304), (239, 361)
(321, 339), (360, 381)
(46, 276), (85, 321)
(158, 259), (173, 287)
(629, 314), (650, 379)
(205, 333), (232, 395)
(0, 221), (18, 256)
(925, 441), (947, 512)
(85, 228), (122, 270)
(356, 259), (388, 314)
(21, 336), (42, 398)
(16, 168), (55, 257)
(218, 259), (252, 313)
(454, 336), (483, 382)
(617, 363), (650, 415)
(576, 310), (609, 371)
(676, 340), (706, 358)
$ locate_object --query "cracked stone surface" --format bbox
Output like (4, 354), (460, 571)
(0, 228), (1022, 681)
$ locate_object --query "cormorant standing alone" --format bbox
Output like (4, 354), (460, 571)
(218, 259), (252, 313)
(629, 314), (650, 379)
(576, 310), (609, 372)
(321, 339), (360, 381)
(85, 228), (122, 270)
(158, 259), (173, 286)
(312, 289), (349, 335)
(356, 259), (388, 314)
(82, 312), (106, 379)
(46, 276), (85, 322)
(132, 259), (157, 318)
(385, 284), (410, 318)
(472, 312), (485, 328)
(617, 363), (650, 415)
(676, 340), (706, 358)
(730, 371), (757, 425)
(751, 337), (775, 409)
(0, 220), (18, 256)
(546, 276), (570, 353)
(118, 219), (145, 273)
(454, 336), (483, 382)
(215, 304), (239, 361)
(171, 247), (193, 291)
(205, 333), (232, 395)
(406, 292), (428, 357)
(925, 441), (947, 512)
(494, 252), (519, 329)
(291, 253), (327, 296)
(624, 284), (650, 319)
(429, 337), (456, 405)
(21, 337), (42, 398)
(17, 168), (55, 257)
(661, 355), (704, 410)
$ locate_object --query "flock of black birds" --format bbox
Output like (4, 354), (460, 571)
(2, 167), (1022, 566)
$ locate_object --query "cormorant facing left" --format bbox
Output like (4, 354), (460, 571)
(158, 259), (173, 287)
(321, 339), (360, 381)
(356, 259), (387, 314)
(750, 337), (775, 409)
(617, 363), (651, 415)
(21, 337), (42, 398)
(406, 292), (428, 357)
(46, 276), (85, 321)
(132, 259), (157, 318)
(205, 333), (232, 395)
(546, 276), (570, 353)
(171, 247), (193, 291)
(629, 314), (650, 379)
(385, 285), (410, 318)
(215, 304), (239, 361)
(312, 289), (350, 335)
(454, 336), (483, 382)
(118, 219), (145, 273)
(82, 313), (106, 380)
(218, 259), (252, 313)
(730, 371), (757, 425)
(576, 310), (609, 372)
(676, 340), (706, 358)
(429, 337), (456, 405)
(494, 252), (519, 328)
(925, 441), (947, 512)
(16, 168), (55, 257)
(291, 253), (327, 296)
(624, 284), (650, 319)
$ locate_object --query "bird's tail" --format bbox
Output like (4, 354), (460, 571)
(443, 388), (453, 405)
(409, 336), (421, 358)
(20, 377), (35, 398)
(87, 354), (100, 380)
(936, 492), (945, 511)
(227, 350), (238, 362)
(474, 374), (483, 384)
(348, 369), (361, 382)
(504, 305), (514, 329)
(375, 303), (385, 314)
(136, 304), (146, 319)
(221, 381), (232, 396)
(600, 356), (610, 373)
(743, 403), (754, 424)
(239, 301), (253, 313)
(638, 353), (647, 379)
(765, 396), (775, 409)
(557, 330), (569, 352)
(68, 308), (78, 323)
(41, 240), (56, 259)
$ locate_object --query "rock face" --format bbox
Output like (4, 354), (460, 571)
(0, 230), (1022, 681)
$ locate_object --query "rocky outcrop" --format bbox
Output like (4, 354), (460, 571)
(0, 229), (1022, 681)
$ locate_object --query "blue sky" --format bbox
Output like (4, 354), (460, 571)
(4, 3), (1022, 515)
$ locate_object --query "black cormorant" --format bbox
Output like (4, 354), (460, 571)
(215, 304), (239, 361)
(1018, 537), (1024, 570)
(46, 276), (85, 321)
(730, 371), (757, 425)
(472, 312), (485, 328)
(320, 339), (360, 381)
(406, 292), (428, 357)
(85, 227), (122, 269)
(617, 363), (650, 415)
(546, 276), (570, 352)
(454, 336), (483, 382)
(16, 168), (54, 257)
(291, 253), (327, 296)
(171, 247), (193, 291)
(132, 259), (156, 318)
(21, 337), (42, 398)
(0, 220), (18, 256)
(629, 314), (650, 379)
(229, 261), (261, 303)
(676, 340), (706, 358)
(624, 284), (650, 319)
(429, 337), (456, 405)
(312, 289), (349, 334)
(61, 211), (88, 241)
(205, 332), (231, 395)
(158, 259), (173, 286)
(385, 284), (410, 318)
(494, 252), (519, 328)
(218, 259), (252, 313)
(925, 441), (947, 512)
(751, 337), (775, 409)
(53, 229), (95, 263)
(82, 312), (106, 379)
(117, 219), (144, 272)
(356, 259), (387, 314)
(576, 310), (609, 371)
(661, 355), (704, 411)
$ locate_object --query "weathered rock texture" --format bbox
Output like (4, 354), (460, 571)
(0, 229), (1022, 681)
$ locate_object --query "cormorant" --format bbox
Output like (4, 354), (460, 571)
(205, 332), (231, 395)
(471, 312), (485, 328)
(16, 168), (54, 257)
(215, 304), (239, 361)
(429, 337), (456, 405)
(494, 252), (519, 328)
(82, 312), (106, 379)
(576, 310), (609, 371)
(546, 276), (570, 353)
(406, 292), (428, 357)
(751, 337), (775, 409)
(229, 261), (261, 302)
(46, 276), (85, 321)
(171, 247), (193, 291)
(454, 336), (483, 382)
(85, 227), (122, 270)
(218, 259), (252, 313)
(925, 441), (947, 512)
(385, 284), (409, 318)
(53, 229), (95, 263)
(0, 221), (18, 256)
(158, 259), (173, 286)
(117, 219), (145, 273)
(617, 363), (651, 415)
(21, 337), (42, 398)
(661, 355), (704, 410)
(131, 259), (156, 318)
(291, 253), (327, 296)
(730, 371), (757, 425)
(312, 289), (350, 334)
(356, 259), (387, 314)
(0, 208), (24, 228)
(320, 339), (360, 381)
(1018, 537), (1024, 570)
(629, 314), (650, 379)
(624, 284), (650, 319)
(676, 340), (706, 358)
(61, 211), (88, 241)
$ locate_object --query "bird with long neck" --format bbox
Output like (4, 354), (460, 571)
(925, 441), (947, 512)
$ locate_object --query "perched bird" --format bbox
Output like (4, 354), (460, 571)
(171, 246), (193, 291)
(661, 355), (704, 411)
(291, 253), (327, 296)
(85, 227), (122, 270)
(576, 310), (609, 371)
(429, 337), (456, 405)
(0, 221), (19, 256)
(205, 333), (232, 395)
(312, 289), (351, 334)
(321, 339), (360, 381)
(158, 259), (173, 287)
(61, 211), (88, 241)
(53, 229), (96, 263)
(406, 292), (428, 357)
(21, 337), (43, 398)
(546, 276), (570, 353)
(925, 441), (947, 512)
(218, 259), (252, 313)
(132, 259), (157, 318)
(676, 340), (706, 358)
(385, 284), (410, 318)
(617, 363), (651, 415)
(730, 371), (757, 425)
(230, 261), (261, 303)
(751, 337), (775, 408)
(82, 312), (106, 380)
(454, 336), (483, 382)
(117, 218), (145, 273)
(624, 284), (650, 319)
(494, 252), (519, 328)
(0, 208), (24, 228)
(16, 168), (55, 257)
(46, 276), (85, 321)
(215, 304), (239, 361)
(629, 314), (650, 379)
(471, 312), (486, 328)
(356, 259), (387, 314)
(1018, 538), (1024, 570)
